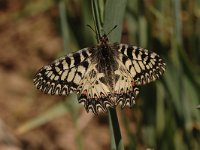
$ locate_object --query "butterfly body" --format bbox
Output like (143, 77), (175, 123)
(92, 40), (119, 90)
(34, 34), (166, 114)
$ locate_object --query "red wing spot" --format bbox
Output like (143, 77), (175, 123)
(131, 81), (135, 86)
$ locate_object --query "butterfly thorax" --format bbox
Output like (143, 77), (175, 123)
(91, 35), (119, 90)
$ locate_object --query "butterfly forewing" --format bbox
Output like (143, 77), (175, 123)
(33, 48), (92, 95)
(118, 44), (166, 85)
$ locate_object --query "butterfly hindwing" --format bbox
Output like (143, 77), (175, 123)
(118, 44), (166, 85)
(33, 48), (92, 95)
(114, 58), (139, 108)
(78, 64), (114, 114)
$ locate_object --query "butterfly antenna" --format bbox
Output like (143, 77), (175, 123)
(106, 25), (117, 36)
(87, 24), (98, 41)
(87, 24), (96, 33)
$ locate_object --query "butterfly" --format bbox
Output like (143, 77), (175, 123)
(33, 33), (166, 114)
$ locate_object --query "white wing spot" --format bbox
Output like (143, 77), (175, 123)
(55, 67), (60, 72)
(77, 65), (86, 74)
(67, 68), (75, 82)
(130, 67), (136, 77)
(61, 70), (68, 81)
(125, 59), (132, 68)
(148, 62), (153, 68)
(73, 74), (81, 84)
(62, 60), (69, 70)
(133, 61), (141, 73)
(138, 61), (145, 70)
(54, 76), (59, 81)
(150, 59), (156, 65)
(50, 74), (55, 80)
(146, 65), (150, 70)
(47, 71), (53, 77)
(69, 57), (75, 68)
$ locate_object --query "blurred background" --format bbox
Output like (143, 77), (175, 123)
(0, 0), (200, 150)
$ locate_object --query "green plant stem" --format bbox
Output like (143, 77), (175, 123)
(91, 0), (104, 41)
(108, 108), (124, 150)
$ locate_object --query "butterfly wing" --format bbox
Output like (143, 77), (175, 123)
(33, 48), (92, 95)
(118, 44), (166, 85)
(77, 64), (114, 114)
(114, 57), (139, 109)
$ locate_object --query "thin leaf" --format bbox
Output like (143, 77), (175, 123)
(58, 0), (70, 52)
(103, 0), (127, 43)
(16, 94), (77, 134)
(156, 81), (165, 137)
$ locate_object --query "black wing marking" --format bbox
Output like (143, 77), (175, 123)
(118, 44), (166, 85)
(33, 48), (92, 95)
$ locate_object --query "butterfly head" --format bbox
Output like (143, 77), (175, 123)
(99, 34), (109, 45)
(99, 25), (117, 45)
